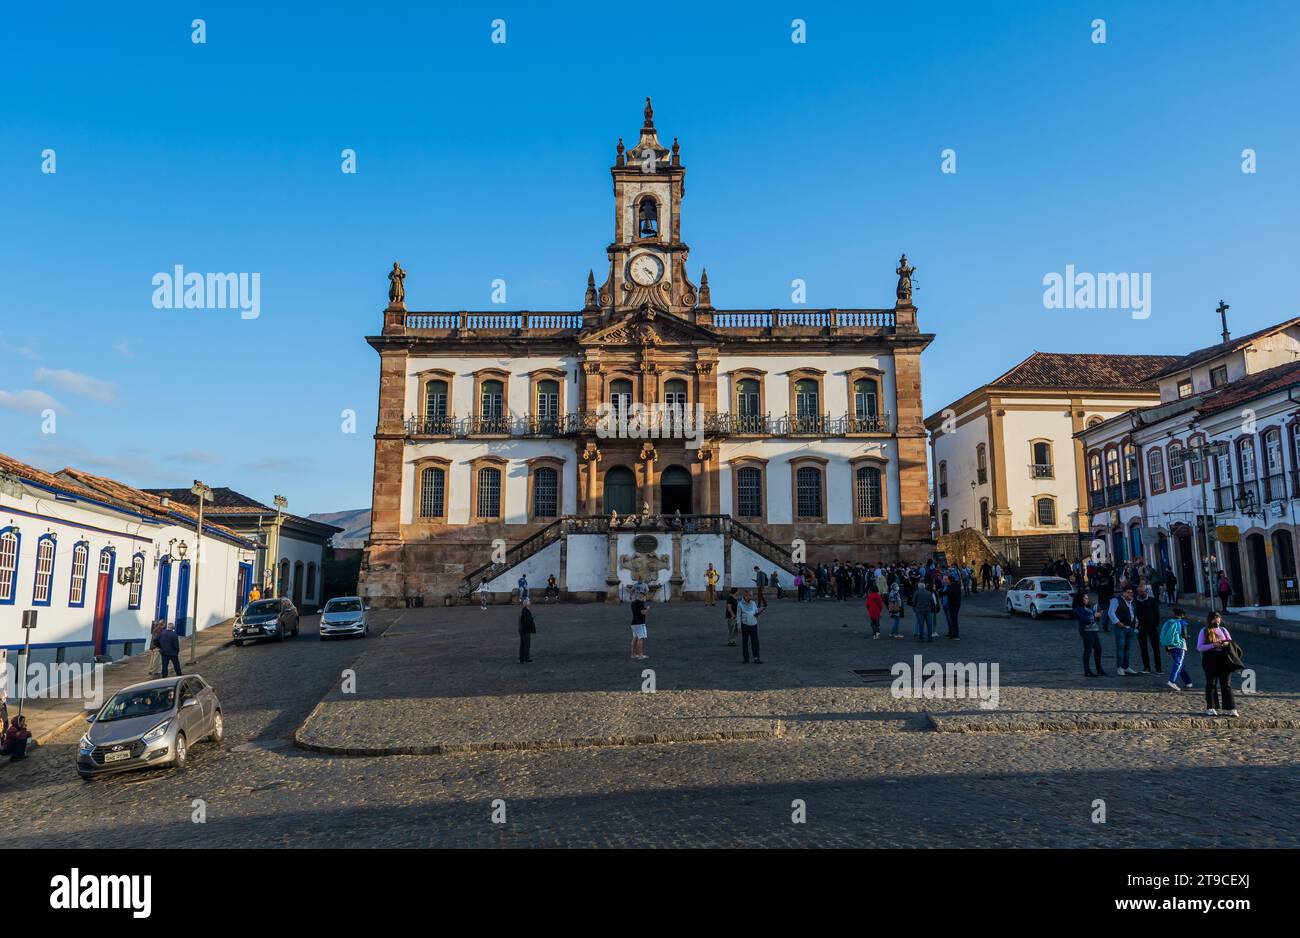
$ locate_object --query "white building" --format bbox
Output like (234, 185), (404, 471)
(926, 352), (1180, 557)
(1079, 317), (1300, 611)
(0, 453), (256, 671)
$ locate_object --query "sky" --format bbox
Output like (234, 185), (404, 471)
(2, 1), (1298, 515)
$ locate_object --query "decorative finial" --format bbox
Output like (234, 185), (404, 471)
(1217, 299), (1231, 344)
(387, 261), (406, 309)
(895, 254), (915, 306)
(616, 137), (625, 167)
(671, 137), (680, 166)
(585, 269), (598, 310)
(698, 268), (712, 308)
(643, 96), (654, 128)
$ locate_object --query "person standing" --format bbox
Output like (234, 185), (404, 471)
(1107, 586), (1138, 675)
(479, 581), (491, 610)
(544, 574), (559, 603)
(724, 587), (740, 646)
(753, 566), (768, 607)
(630, 592), (649, 660)
(1216, 571), (1232, 613)
(1074, 594), (1105, 677)
(147, 619), (164, 676)
(943, 573), (962, 640)
(771, 569), (783, 600)
(1198, 612), (1238, 716)
(517, 597), (536, 663)
(1163, 567), (1178, 605)
(913, 580), (937, 642)
(517, 573), (529, 604)
(1096, 565), (1115, 632)
(865, 586), (884, 639)
(1134, 583), (1162, 674)
(1160, 608), (1194, 691)
(886, 581), (904, 638)
(157, 622), (183, 677)
(737, 590), (764, 664)
(704, 563), (719, 606)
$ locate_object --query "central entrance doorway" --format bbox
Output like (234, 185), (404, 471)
(603, 466), (636, 515)
(660, 465), (693, 515)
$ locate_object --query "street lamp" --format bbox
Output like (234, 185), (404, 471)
(269, 495), (287, 597)
(189, 480), (214, 663)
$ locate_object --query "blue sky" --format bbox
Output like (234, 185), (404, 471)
(2, 1), (1297, 515)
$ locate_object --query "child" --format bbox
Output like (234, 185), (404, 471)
(1160, 607), (1194, 691)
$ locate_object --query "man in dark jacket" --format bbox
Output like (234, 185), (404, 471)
(157, 623), (182, 676)
(1133, 584), (1162, 673)
(943, 574), (962, 639)
(518, 598), (536, 663)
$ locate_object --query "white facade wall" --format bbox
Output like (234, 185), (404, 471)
(401, 440), (578, 526)
(931, 404), (989, 533)
(1, 485), (252, 668)
(717, 438), (898, 524)
(405, 355), (578, 420)
(276, 533), (325, 606)
(716, 352), (896, 420)
(485, 540), (562, 593)
(565, 535), (608, 591)
(680, 534), (725, 591)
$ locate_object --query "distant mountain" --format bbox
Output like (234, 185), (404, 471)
(309, 508), (370, 549)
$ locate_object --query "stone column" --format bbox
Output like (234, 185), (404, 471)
(987, 403), (1013, 536)
(639, 442), (658, 514)
(670, 529), (683, 600)
(606, 529), (621, 601)
(892, 348), (931, 548)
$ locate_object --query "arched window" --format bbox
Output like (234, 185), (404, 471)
(475, 466), (502, 520)
(1104, 448), (1121, 488)
(69, 541), (89, 607)
(128, 552), (145, 609)
(1036, 497), (1057, 526)
(663, 378), (688, 408)
(938, 460), (948, 498)
(941, 510), (950, 535)
(1169, 442), (1186, 487)
(424, 379), (449, 433)
(1122, 443), (1139, 482)
(979, 498), (990, 534)
(636, 195), (658, 237)
(33, 534), (56, 606)
(855, 465), (883, 518)
(420, 466), (446, 518)
(793, 379), (820, 432)
(736, 466), (763, 518)
(535, 378), (560, 432)
(853, 378), (878, 429)
(976, 444), (987, 484)
(532, 466), (559, 519)
(1187, 436), (1207, 484)
(1031, 441), (1053, 477)
(279, 559), (290, 596)
(795, 465), (823, 519)
(736, 377), (761, 432)
(305, 562), (317, 601)
(1238, 437), (1256, 480)
(1088, 452), (1102, 493)
(479, 379), (505, 433)
(1147, 447), (1166, 494)
(610, 378), (633, 418)
(1086, 416), (1102, 428)
(0, 527), (20, 605)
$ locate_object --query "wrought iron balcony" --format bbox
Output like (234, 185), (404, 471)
(1030, 463), (1055, 479)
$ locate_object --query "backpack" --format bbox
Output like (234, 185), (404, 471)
(757, 571), (768, 586)
(1158, 618), (1185, 649)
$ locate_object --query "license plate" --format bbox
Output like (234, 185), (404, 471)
(104, 749), (132, 763)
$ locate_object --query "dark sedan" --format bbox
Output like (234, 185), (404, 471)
(233, 597), (300, 644)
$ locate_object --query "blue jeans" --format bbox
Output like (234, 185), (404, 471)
(914, 610), (934, 640)
(1167, 647), (1192, 686)
(890, 614), (902, 636)
(1114, 627), (1134, 671)
(161, 653), (183, 676)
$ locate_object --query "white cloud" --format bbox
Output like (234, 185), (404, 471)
(0, 389), (60, 412)
(112, 341), (136, 360)
(34, 368), (116, 403)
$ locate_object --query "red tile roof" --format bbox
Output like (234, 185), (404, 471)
(1148, 317), (1300, 380)
(1193, 359), (1300, 419)
(987, 352), (1183, 391)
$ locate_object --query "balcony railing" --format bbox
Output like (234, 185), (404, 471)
(404, 411), (894, 440)
(1262, 472), (1287, 502)
(1030, 463), (1055, 479)
(977, 468), (988, 484)
(1089, 480), (1141, 510)
(1215, 485), (1234, 513)
(402, 309), (897, 338)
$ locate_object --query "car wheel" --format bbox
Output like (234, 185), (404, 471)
(210, 710), (223, 744)
(173, 732), (188, 769)
(1029, 604), (1040, 620)
(1006, 598), (1015, 615)
(233, 639), (244, 647)
(276, 623), (285, 642)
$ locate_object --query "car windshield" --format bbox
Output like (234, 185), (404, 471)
(244, 600), (280, 616)
(1040, 578), (1073, 591)
(326, 599), (363, 613)
(97, 687), (176, 723)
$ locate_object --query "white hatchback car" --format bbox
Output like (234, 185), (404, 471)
(1006, 576), (1076, 619)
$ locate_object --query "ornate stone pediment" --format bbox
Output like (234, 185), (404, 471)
(579, 305), (718, 348)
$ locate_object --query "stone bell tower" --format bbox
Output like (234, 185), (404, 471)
(592, 98), (704, 324)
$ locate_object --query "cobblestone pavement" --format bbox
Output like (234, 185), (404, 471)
(1, 597), (1297, 848)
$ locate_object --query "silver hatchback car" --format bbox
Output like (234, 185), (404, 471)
(319, 596), (369, 640)
(77, 675), (222, 779)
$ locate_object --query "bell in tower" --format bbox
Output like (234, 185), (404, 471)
(637, 197), (659, 238)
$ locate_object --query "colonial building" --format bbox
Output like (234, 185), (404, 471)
(360, 100), (935, 605)
(0, 453), (256, 670)
(144, 487), (340, 613)
(926, 352), (1180, 566)
(1078, 315), (1300, 612)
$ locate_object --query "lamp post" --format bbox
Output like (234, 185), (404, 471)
(189, 481), (213, 664)
(268, 495), (287, 597)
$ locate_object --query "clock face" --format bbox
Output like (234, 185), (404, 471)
(629, 253), (664, 286)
